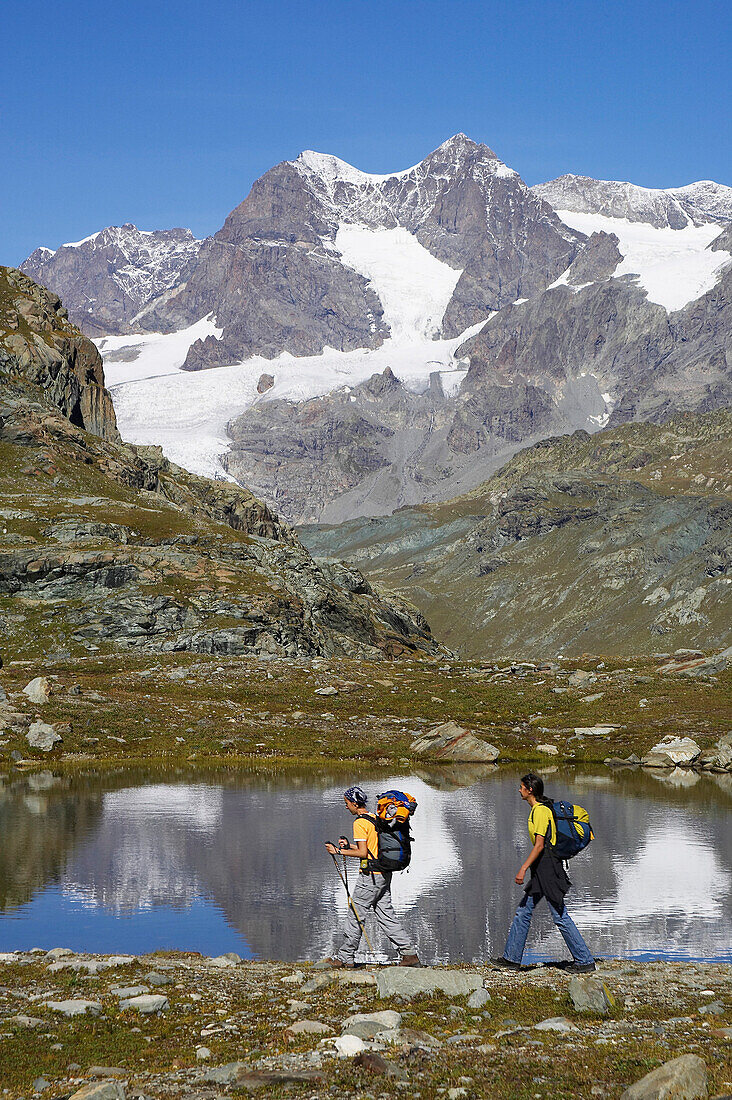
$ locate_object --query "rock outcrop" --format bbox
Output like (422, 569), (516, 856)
(457, 246), (732, 430)
(1, 266), (119, 441)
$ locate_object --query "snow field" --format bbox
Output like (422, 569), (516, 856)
(100, 316), (223, 386)
(555, 210), (731, 312)
(106, 225), (481, 478)
(335, 225), (463, 340)
(108, 330), (479, 480)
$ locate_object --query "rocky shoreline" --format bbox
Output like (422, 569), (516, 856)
(1, 950), (730, 1099)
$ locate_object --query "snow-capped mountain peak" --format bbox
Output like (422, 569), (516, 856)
(293, 134), (519, 194)
(295, 148), (422, 184)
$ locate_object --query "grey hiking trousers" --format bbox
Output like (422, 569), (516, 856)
(337, 870), (414, 962)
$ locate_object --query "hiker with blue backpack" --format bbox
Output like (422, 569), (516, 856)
(491, 773), (596, 973)
(324, 785), (421, 969)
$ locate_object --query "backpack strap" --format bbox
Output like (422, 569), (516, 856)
(354, 813), (381, 872)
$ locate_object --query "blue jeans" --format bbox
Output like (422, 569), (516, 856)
(504, 892), (594, 965)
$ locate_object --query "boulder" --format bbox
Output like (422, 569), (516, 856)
(575, 725), (619, 737)
(342, 1010), (401, 1039)
(110, 985), (149, 998)
(334, 1034), (367, 1057)
(44, 999), (102, 1017)
(300, 972), (335, 993)
(205, 1062), (249, 1085)
(375, 967), (483, 999)
(568, 976), (615, 1015)
(23, 677), (52, 704)
(353, 1051), (404, 1077)
(285, 1018), (333, 1036)
(336, 969), (376, 985)
(568, 670), (595, 686)
(119, 994), (168, 1014)
(619, 1053), (707, 1099)
(207, 952), (242, 967)
(26, 720), (61, 752)
(536, 743), (559, 755)
(411, 722), (499, 763)
(69, 1084), (126, 1100)
(534, 1016), (578, 1032)
(642, 736), (701, 768)
(145, 970), (172, 986)
(467, 987), (491, 1009)
(376, 1027), (442, 1049)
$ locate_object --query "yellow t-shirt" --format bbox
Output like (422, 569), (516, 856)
(353, 814), (379, 868)
(528, 803), (557, 846)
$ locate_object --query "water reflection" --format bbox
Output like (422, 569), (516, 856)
(0, 767), (730, 962)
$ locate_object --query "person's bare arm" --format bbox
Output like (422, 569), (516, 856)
(515, 834), (545, 884)
(325, 839), (367, 858)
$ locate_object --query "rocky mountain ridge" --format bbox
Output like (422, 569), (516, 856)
(532, 174), (732, 229)
(0, 266), (118, 441)
(148, 133), (582, 369)
(0, 267), (441, 661)
(22, 225), (201, 337)
(18, 135), (732, 527)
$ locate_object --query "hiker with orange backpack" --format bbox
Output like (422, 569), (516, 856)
(324, 785), (421, 969)
(491, 773), (596, 972)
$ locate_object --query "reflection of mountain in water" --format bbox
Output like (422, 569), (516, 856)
(0, 775), (103, 911)
(567, 824), (731, 960)
(65, 786), (224, 911)
(2, 769), (730, 961)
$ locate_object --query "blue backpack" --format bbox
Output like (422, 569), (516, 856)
(549, 799), (593, 859)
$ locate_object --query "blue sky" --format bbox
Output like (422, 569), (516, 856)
(3, 0), (730, 265)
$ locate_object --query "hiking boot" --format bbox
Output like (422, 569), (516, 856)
(489, 956), (525, 971)
(398, 954), (422, 967)
(568, 961), (596, 973)
(322, 957), (354, 969)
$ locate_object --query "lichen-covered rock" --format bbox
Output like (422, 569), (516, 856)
(44, 999), (102, 1017)
(697, 733), (732, 772)
(119, 994), (168, 1014)
(411, 721), (499, 763)
(568, 975), (615, 1015)
(68, 1083), (126, 1100)
(375, 967), (483, 999)
(23, 676), (52, 704)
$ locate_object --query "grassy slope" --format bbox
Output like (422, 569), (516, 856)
(301, 411), (732, 658)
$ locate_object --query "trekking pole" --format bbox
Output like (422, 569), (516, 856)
(328, 847), (375, 955)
